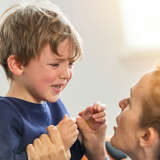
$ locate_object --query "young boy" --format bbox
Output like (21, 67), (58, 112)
(0, 1), (107, 160)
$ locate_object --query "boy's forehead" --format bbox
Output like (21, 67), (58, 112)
(57, 38), (75, 55)
(52, 48), (75, 59)
(39, 43), (75, 60)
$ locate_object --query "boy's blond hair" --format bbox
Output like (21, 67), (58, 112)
(0, 1), (82, 79)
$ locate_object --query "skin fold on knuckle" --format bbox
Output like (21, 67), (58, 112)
(26, 144), (33, 152)
(40, 134), (48, 140)
(33, 138), (41, 146)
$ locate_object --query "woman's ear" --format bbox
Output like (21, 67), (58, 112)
(139, 127), (159, 148)
(7, 55), (24, 76)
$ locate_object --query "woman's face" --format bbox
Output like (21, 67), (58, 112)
(111, 74), (149, 156)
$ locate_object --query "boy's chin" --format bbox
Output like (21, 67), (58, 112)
(42, 94), (60, 102)
(48, 95), (59, 102)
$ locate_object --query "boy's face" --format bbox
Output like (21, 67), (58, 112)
(20, 38), (74, 103)
(111, 74), (150, 156)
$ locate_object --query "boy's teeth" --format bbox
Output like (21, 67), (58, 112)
(54, 85), (61, 88)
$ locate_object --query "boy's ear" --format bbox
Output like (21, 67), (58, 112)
(7, 55), (24, 76)
(139, 127), (159, 148)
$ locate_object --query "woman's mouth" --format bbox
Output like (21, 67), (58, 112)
(114, 126), (117, 131)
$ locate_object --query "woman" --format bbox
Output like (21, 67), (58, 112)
(111, 68), (160, 160)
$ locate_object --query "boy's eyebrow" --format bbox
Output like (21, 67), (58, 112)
(53, 57), (74, 61)
(53, 58), (65, 61)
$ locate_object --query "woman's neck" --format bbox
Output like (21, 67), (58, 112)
(129, 148), (157, 160)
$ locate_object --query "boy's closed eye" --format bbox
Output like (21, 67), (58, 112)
(69, 61), (74, 67)
(49, 63), (59, 67)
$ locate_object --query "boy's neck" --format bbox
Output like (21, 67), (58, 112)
(7, 81), (41, 104)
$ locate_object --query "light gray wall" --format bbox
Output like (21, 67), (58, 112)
(0, 0), (158, 137)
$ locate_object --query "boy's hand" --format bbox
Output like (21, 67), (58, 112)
(57, 114), (79, 151)
(26, 126), (70, 160)
(79, 102), (106, 130)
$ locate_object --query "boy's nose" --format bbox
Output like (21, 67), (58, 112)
(60, 67), (71, 79)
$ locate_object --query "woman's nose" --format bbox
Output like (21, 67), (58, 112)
(119, 98), (128, 111)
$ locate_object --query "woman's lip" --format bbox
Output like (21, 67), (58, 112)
(113, 126), (117, 132)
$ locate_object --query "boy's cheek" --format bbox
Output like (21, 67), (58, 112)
(66, 72), (72, 84)
(67, 75), (72, 84)
(69, 71), (72, 80)
(63, 71), (72, 85)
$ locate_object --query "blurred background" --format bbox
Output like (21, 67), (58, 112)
(0, 0), (160, 138)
